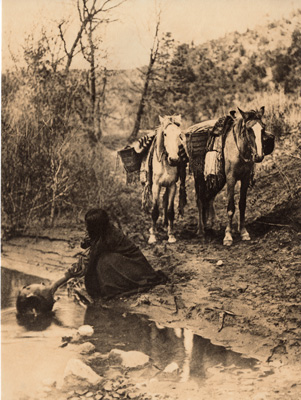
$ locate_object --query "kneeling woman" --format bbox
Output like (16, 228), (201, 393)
(76, 208), (167, 300)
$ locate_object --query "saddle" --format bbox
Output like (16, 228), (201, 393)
(206, 111), (236, 152)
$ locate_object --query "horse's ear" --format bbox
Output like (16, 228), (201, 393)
(156, 127), (164, 162)
(237, 107), (247, 120)
(174, 115), (182, 126)
(259, 106), (265, 117)
(159, 115), (164, 124)
(229, 110), (236, 119)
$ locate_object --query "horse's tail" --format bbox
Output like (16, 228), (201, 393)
(178, 164), (187, 216)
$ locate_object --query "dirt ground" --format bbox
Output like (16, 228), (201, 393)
(2, 140), (301, 399)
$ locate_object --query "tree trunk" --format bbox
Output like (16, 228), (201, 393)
(128, 57), (155, 144)
(128, 18), (161, 144)
(87, 21), (102, 142)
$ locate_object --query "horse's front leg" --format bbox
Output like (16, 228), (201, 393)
(239, 177), (251, 241)
(205, 198), (216, 230)
(149, 183), (161, 244)
(163, 189), (168, 227)
(223, 177), (236, 246)
(167, 183), (177, 243)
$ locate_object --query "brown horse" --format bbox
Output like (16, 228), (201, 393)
(193, 106), (271, 245)
(148, 115), (186, 244)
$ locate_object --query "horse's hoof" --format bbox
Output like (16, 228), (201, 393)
(223, 238), (233, 246)
(148, 235), (157, 244)
(168, 236), (177, 244)
(196, 230), (205, 238)
(241, 232), (251, 241)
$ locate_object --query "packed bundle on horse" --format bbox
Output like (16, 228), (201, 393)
(262, 130), (275, 155)
(118, 132), (155, 183)
(185, 120), (215, 172)
(185, 113), (236, 195)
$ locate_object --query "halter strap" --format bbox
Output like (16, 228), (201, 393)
(156, 121), (186, 164)
(232, 122), (260, 163)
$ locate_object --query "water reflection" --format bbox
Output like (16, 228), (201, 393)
(15, 311), (64, 331)
(2, 267), (259, 398)
(1, 268), (85, 400)
(1, 267), (49, 309)
(1, 267), (85, 329)
(84, 304), (259, 384)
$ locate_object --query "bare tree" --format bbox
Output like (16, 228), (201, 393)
(80, 11), (108, 141)
(59, 0), (124, 72)
(128, 11), (161, 143)
(59, 0), (125, 142)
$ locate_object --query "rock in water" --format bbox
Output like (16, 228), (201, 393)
(109, 349), (149, 368)
(77, 325), (94, 337)
(62, 358), (103, 387)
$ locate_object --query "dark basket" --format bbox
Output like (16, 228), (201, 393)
(118, 147), (141, 173)
(263, 134), (275, 156)
(186, 129), (209, 159)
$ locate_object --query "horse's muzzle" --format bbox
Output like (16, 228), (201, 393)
(168, 157), (180, 166)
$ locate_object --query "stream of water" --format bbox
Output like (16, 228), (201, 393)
(1, 267), (261, 399)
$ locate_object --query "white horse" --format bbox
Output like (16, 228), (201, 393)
(148, 115), (185, 244)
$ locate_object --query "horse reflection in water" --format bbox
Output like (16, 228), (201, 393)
(84, 304), (258, 383)
(147, 115), (187, 244)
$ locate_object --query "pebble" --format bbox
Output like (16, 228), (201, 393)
(216, 260), (224, 266)
(76, 389), (89, 396)
(163, 362), (179, 373)
(79, 342), (96, 354)
(86, 392), (94, 398)
(128, 393), (140, 399)
(103, 382), (114, 391)
(78, 325), (94, 337)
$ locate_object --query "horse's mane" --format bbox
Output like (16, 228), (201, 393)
(239, 109), (263, 122)
(234, 117), (244, 132)
(158, 115), (182, 131)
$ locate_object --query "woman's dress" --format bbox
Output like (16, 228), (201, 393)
(83, 224), (166, 299)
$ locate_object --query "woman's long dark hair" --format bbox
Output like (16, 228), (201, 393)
(85, 208), (110, 241)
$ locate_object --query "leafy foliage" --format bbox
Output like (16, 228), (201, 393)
(2, 9), (301, 233)
(2, 35), (101, 232)
(142, 10), (301, 123)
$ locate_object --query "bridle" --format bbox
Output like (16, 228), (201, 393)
(159, 121), (185, 164)
(232, 118), (266, 163)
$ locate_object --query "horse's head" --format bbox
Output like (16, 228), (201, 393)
(157, 115), (183, 166)
(238, 106), (266, 163)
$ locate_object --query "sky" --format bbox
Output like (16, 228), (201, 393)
(2, 0), (301, 70)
